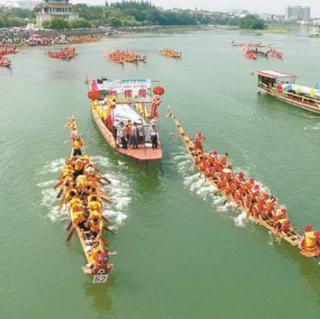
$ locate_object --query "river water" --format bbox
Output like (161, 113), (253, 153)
(1, 28), (320, 318)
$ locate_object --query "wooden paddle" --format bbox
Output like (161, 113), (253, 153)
(103, 226), (116, 235)
(56, 188), (63, 199)
(66, 226), (75, 242)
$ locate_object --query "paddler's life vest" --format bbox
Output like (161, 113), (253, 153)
(89, 200), (102, 212)
(75, 159), (85, 171)
(71, 210), (85, 225)
(90, 219), (102, 233)
(68, 197), (82, 209)
(89, 210), (101, 220)
(304, 231), (317, 250)
(76, 175), (87, 187)
(65, 189), (77, 202)
(73, 139), (82, 150)
(70, 202), (84, 213)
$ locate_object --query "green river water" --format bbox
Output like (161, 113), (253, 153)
(1, 28), (320, 319)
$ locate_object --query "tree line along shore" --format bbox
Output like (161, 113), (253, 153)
(1, 1), (267, 30)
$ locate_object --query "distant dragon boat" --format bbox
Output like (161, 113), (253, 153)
(48, 47), (77, 60)
(258, 70), (320, 114)
(107, 50), (147, 64)
(54, 118), (116, 283)
(87, 78), (165, 161)
(160, 48), (181, 58)
(169, 109), (320, 261)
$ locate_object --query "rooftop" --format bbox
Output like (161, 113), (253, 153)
(257, 70), (297, 79)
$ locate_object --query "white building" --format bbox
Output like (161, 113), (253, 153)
(285, 5), (311, 21)
(36, 0), (79, 27)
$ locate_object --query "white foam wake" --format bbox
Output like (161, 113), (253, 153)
(173, 151), (246, 225)
(37, 156), (132, 228)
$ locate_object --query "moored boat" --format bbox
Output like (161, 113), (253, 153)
(54, 117), (117, 283)
(257, 70), (320, 114)
(87, 78), (165, 161)
(168, 109), (320, 260)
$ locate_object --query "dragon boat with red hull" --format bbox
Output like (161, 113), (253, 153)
(258, 70), (320, 114)
(169, 109), (320, 262)
(87, 78), (165, 162)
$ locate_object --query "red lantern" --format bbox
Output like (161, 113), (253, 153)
(87, 91), (100, 100)
(153, 86), (165, 96)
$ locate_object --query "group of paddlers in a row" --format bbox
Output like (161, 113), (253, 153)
(107, 49), (147, 64)
(53, 117), (116, 275)
(190, 131), (320, 257)
(48, 47), (77, 60)
(108, 48), (181, 64)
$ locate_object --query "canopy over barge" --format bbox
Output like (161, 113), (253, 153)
(258, 70), (320, 114)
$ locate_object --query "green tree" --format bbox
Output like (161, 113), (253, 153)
(109, 17), (122, 27)
(239, 15), (266, 30)
(43, 18), (71, 29)
(71, 19), (92, 28)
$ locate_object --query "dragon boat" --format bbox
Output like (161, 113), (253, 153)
(54, 117), (116, 283)
(48, 47), (77, 60)
(107, 50), (147, 64)
(160, 48), (181, 58)
(87, 78), (165, 161)
(169, 109), (320, 260)
(258, 70), (320, 114)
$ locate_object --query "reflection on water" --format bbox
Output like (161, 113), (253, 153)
(84, 276), (115, 315)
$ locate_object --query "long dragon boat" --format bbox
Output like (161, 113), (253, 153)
(169, 109), (320, 261)
(54, 117), (116, 283)
(87, 78), (165, 161)
(48, 47), (77, 60)
(258, 70), (320, 114)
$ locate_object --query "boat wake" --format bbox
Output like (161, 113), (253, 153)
(173, 151), (272, 228)
(173, 151), (240, 220)
(37, 156), (132, 229)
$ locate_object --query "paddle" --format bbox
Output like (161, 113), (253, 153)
(66, 226), (75, 242)
(103, 226), (116, 235)
(102, 216), (111, 224)
(66, 221), (72, 231)
(56, 188), (63, 199)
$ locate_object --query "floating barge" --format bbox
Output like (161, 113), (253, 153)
(87, 78), (165, 161)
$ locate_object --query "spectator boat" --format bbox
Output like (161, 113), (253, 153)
(258, 70), (320, 114)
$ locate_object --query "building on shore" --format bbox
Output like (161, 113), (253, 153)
(35, 0), (79, 27)
(285, 5), (311, 22)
